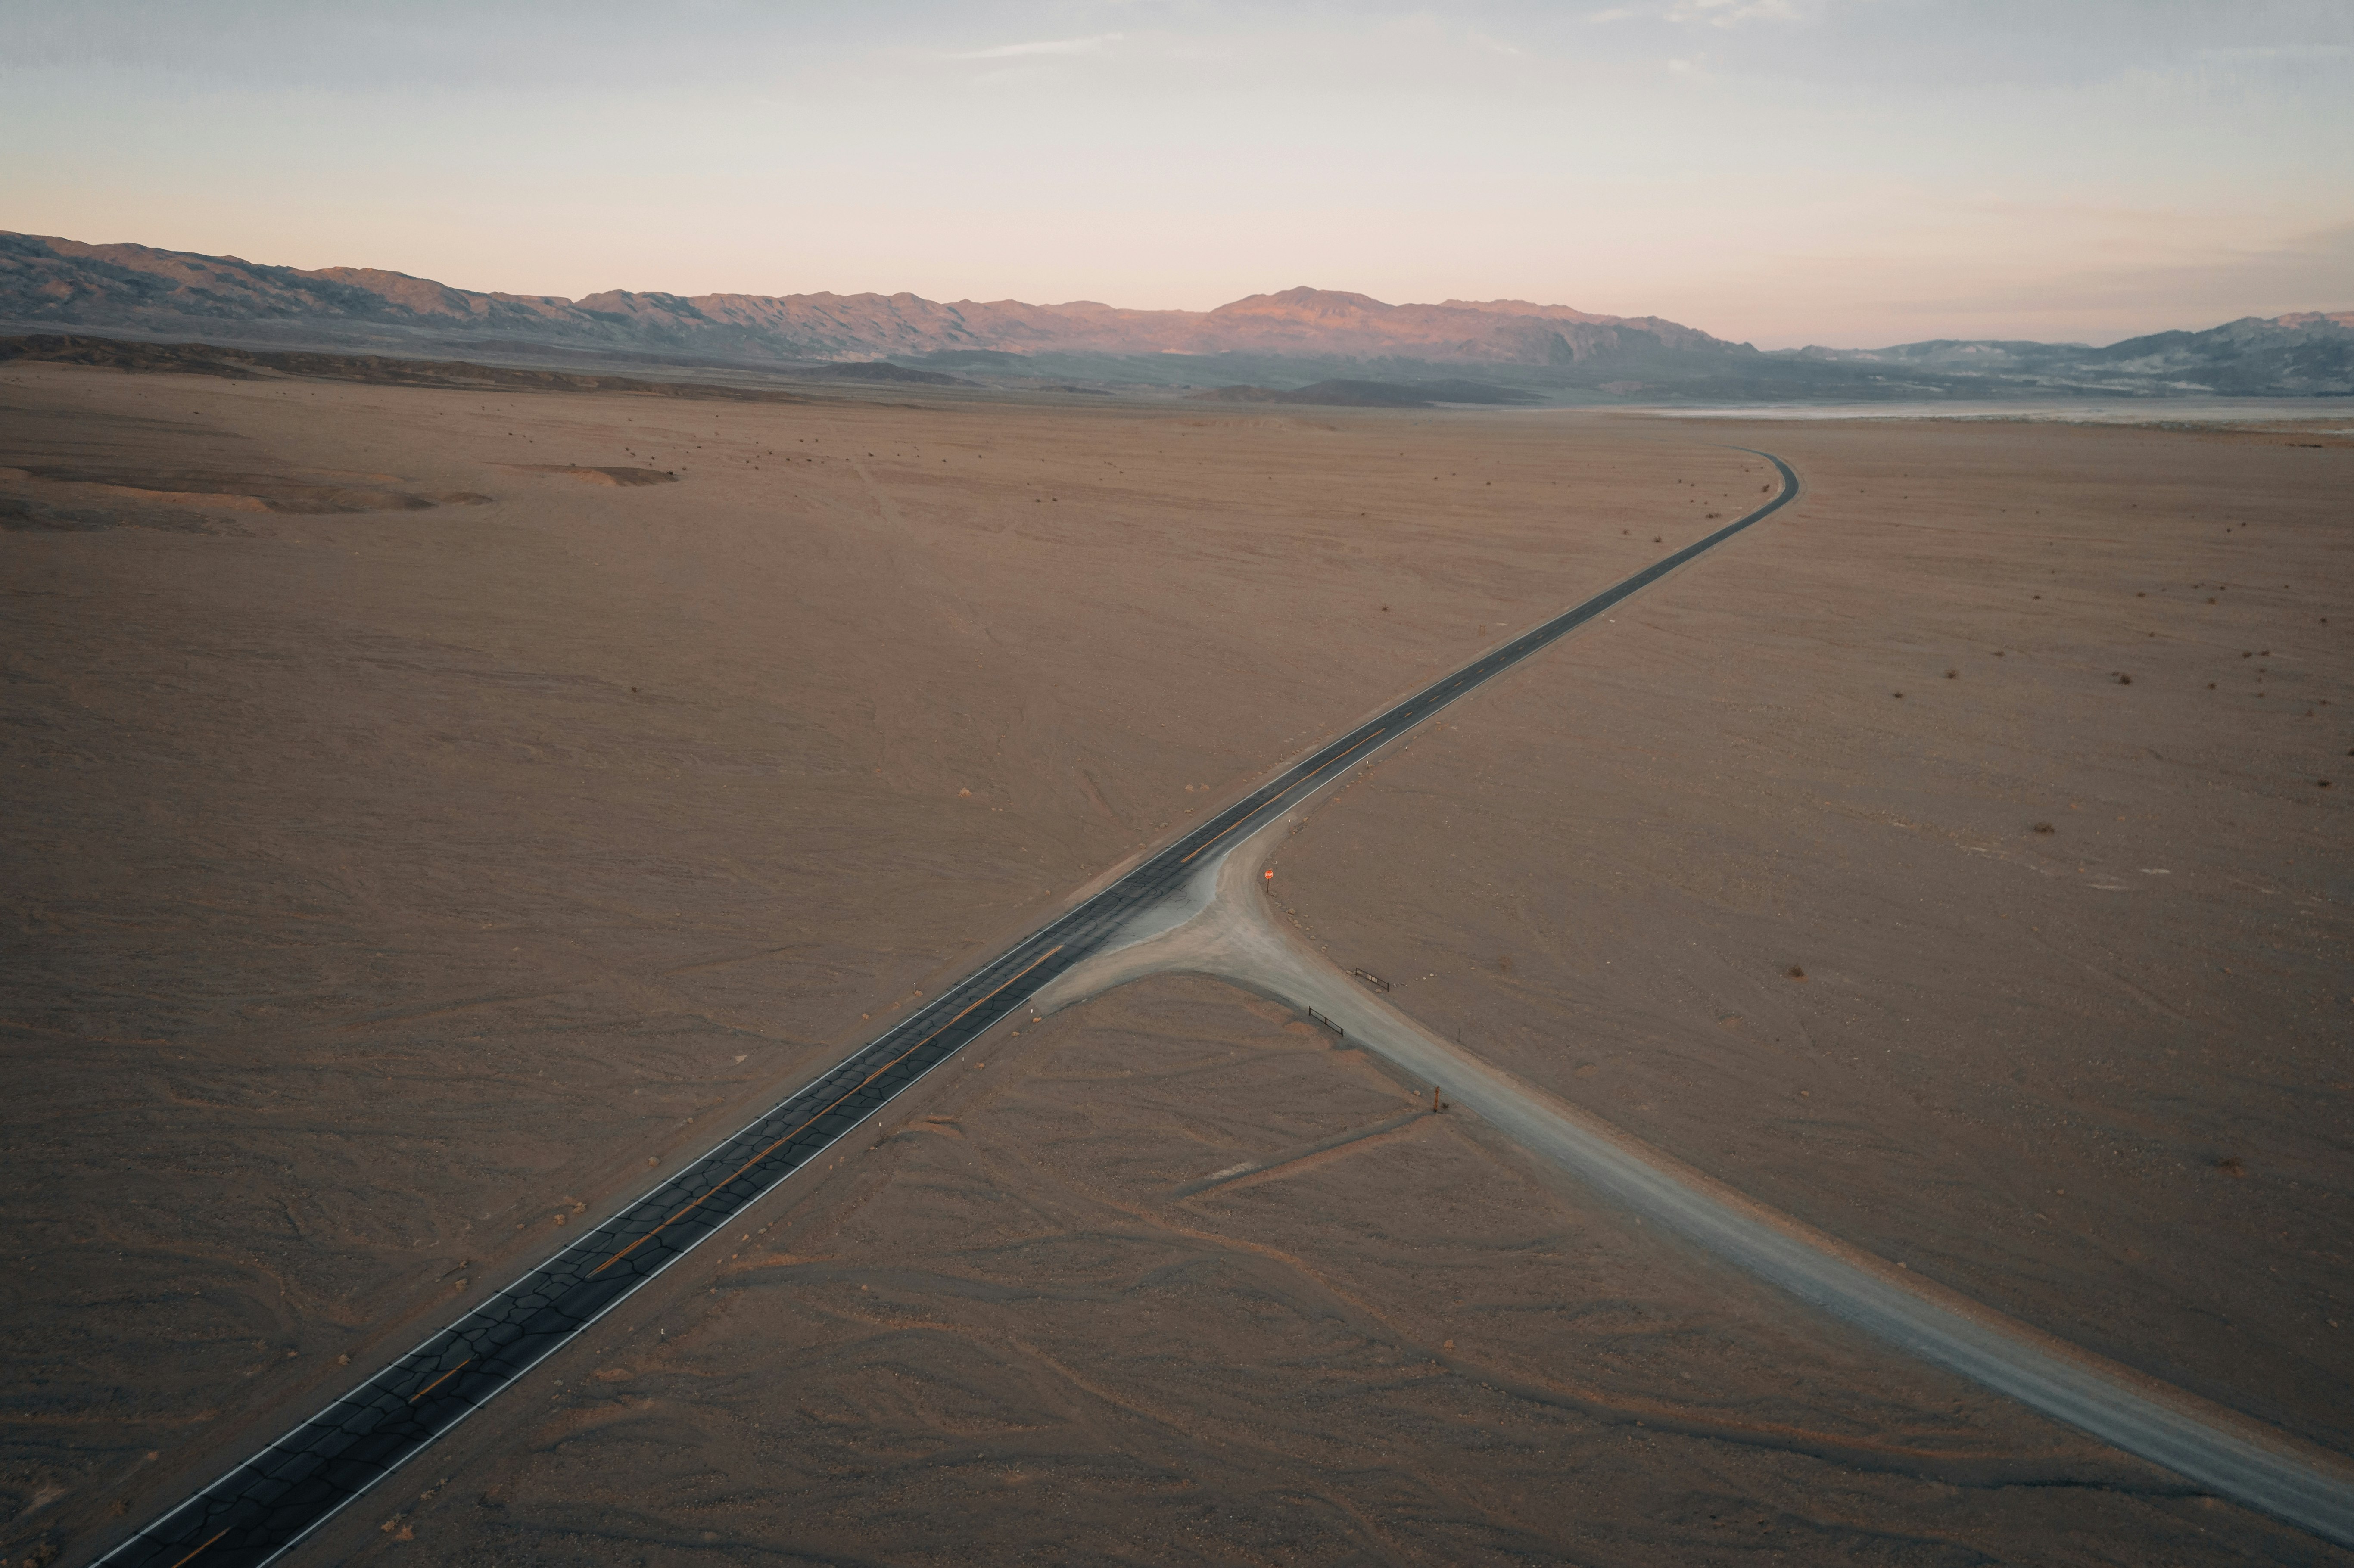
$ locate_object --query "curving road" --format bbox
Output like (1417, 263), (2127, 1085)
(96, 445), (2354, 1560)
(114, 446), (2351, 1561)
(99, 452), (1801, 1567)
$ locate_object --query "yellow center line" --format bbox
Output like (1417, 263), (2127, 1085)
(592, 944), (1064, 1277)
(169, 1528), (230, 1568)
(409, 1357), (474, 1404)
(1179, 730), (1384, 865)
(1177, 812), (1251, 865)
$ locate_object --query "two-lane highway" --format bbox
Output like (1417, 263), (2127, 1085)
(98, 451), (1801, 1568)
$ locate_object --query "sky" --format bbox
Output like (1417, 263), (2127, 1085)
(3, 0), (2350, 348)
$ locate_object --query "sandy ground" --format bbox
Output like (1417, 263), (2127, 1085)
(1267, 418), (2354, 1453)
(298, 976), (2323, 1567)
(1, 364), (2346, 1564)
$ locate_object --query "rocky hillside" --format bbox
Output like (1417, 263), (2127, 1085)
(6, 230), (2345, 397)
(1796, 312), (2354, 398)
(0, 232), (1747, 369)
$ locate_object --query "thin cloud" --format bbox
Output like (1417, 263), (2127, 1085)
(1585, 1), (1816, 25)
(1671, 0), (1809, 23)
(951, 33), (1122, 61)
(2196, 43), (2350, 63)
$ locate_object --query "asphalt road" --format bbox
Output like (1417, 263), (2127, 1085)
(100, 454), (1803, 1567)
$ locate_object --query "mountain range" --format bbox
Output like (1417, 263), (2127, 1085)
(4, 230), (2348, 401)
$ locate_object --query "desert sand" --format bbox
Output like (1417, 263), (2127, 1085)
(1, 360), (2347, 1565)
(1269, 417), (2354, 1450)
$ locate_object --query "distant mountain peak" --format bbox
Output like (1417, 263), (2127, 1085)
(2273, 310), (2354, 330)
(0, 232), (1735, 368)
(1440, 298), (1609, 323)
(1210, 286), (1396, 318)
(5, 230), (2341, 397)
